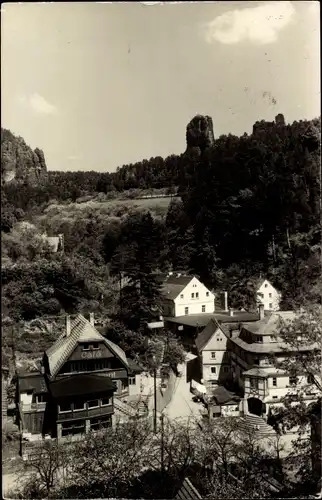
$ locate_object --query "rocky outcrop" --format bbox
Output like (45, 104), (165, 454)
(186, 115), (215, 152)
(1, 128), (48, 185)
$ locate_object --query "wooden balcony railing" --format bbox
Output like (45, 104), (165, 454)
(57, 404), (113, 421)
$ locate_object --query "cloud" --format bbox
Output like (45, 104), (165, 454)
(203, 1), (296, 45)
(18, 93), (57, 115)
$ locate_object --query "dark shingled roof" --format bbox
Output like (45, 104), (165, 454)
(156, 273), (194, 300)
(195, 318), (220, 352)
(18, 373), (48, 394)
(128, 359), (143, 374)
(174, 477), (202, 500)
(210, 386), (240, 405)
(165, 311), (260, 328)
(49, 373), (115, 399)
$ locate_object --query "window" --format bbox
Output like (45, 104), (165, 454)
(82, 344), (90, 351)
(289, 376), (297, 386)
(273, 396), (278, 399)
(202, 305), (206, 313)
(270, 335), (276, 341)
(191, 293), (194, 299)
(265, 284), (268, 288)
(206, 292), (209, 297)
(269, 303), (273, 309)
(258, 336), (263, 343)
(223, 366), (229, 373)
(250, 378), (258, 389)
(92, 343), (99, 350)
(184, 307), (189, 315)
(62, 420), (85, 436)
(269, 293), (272, 298)
(196, 292), (199, 299)
(90, 416), (112, 430)
(36, 394), (48, 404)
(180, 294), (184, 299)
(272, 378), (277, 387)
(101, 397), (112, 406)
(211, 352), (216, 359)
(307, 374), (314, 384)
(73, 401), (86, 411)
(211, 367), (216, 374)
(88, 399), (99, 408)
(129, 377), (136, 385)
(59, 402), (71, 413)
(254, 359), (259, 366)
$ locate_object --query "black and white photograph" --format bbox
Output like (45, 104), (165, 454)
(1, 1), (321, 499)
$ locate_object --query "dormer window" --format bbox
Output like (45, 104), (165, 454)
(92, 343), (99, 350)
(82, 344), (90, 351)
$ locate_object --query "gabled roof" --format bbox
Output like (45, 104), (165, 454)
(174, 477), (202, 500)
(242, 311), (296, 336)
(195, 318), (220, 352)
(45, 314), (128, 378)
(49, 373), (116, 398)
(157, 273), (195, 300)
(255, 277), (278, 292)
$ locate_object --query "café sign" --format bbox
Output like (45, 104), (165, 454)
(81, 351), (102, 359)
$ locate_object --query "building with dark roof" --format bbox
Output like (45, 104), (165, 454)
(17, 314), (145, 440)
(195, 309), (320, 420)
(157, 272), (216, 318)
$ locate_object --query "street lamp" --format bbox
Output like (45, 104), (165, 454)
(152, 354), (157, 433)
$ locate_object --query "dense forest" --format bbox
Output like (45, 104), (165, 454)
(1, 113), (321, 328)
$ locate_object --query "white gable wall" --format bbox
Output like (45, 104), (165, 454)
(174, 277), (215, 317)
(257, 280), (280, 311)
(200, 328), (230, 390)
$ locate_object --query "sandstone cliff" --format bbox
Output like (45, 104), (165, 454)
(186, 114), (215, 152)
(1, 128), (48, 185)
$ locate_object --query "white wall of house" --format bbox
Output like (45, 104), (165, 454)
(200, 327), (230, 389)
(173, 277), (215, 317)
(221, 404), (240, 417)
(257, 280), (280, 311)
(20, 391), (33, 406)
(128, 373), (141, 397)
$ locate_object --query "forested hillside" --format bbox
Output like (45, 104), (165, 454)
(1, 114), (321, 327)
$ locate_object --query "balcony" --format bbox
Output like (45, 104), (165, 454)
(57, 404), (113, 422)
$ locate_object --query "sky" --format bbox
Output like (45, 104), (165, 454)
(1, 1), (320, 172)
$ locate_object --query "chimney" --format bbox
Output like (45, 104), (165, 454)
(224, 291), (228, 312)
(58, 233), (64, 253)
(258, 304), (265, 320)
(66, 315), (71, 336)
(229, 308), (234, 317)
(89, 313), (95, 326)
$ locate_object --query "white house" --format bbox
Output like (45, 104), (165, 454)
(159, 273), (215, 318)
(256, 278), (281, 311)
(195, 318), (231, 392)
